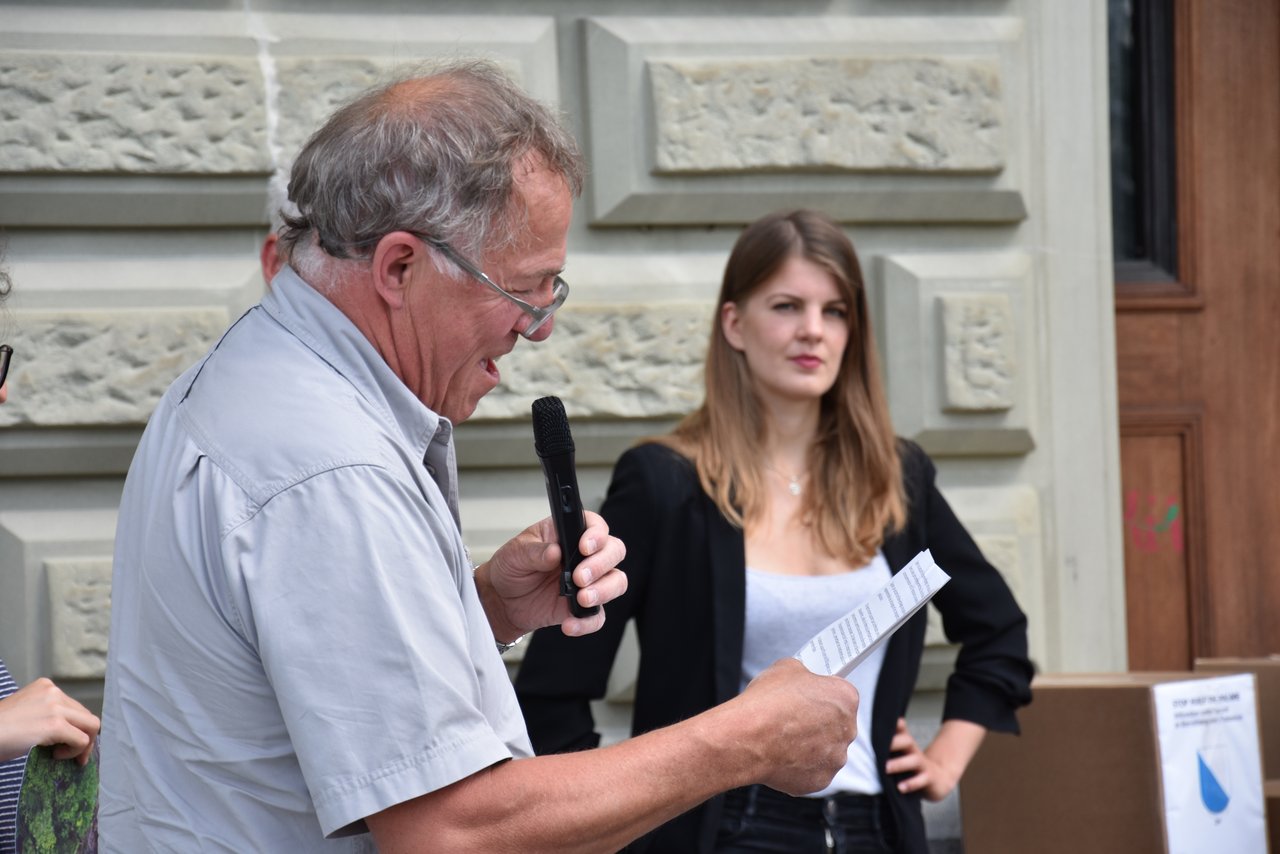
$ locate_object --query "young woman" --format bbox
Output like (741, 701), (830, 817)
(515, 209), (1032, 853)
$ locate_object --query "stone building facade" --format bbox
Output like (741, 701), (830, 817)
(0, 1), (1122, 845)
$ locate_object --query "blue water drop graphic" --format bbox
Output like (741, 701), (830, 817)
(1198, 753), (1230, 814)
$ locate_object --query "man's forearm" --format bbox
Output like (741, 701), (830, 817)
(369, 699), (761, 854)
(369, 658), (857, 853)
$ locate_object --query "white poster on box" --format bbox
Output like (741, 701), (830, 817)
(1152, 674), (1267, 854)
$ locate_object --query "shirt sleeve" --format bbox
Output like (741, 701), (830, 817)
(221, 463), (516, 836)
(908, 444), (1035, 733)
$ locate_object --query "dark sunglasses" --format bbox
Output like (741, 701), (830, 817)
(0, 345), (11, 389)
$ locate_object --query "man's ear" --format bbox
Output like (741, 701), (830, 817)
(721, 301), (746, 351)
(259, 234), (282, 285)
(371, 232), (424, 310)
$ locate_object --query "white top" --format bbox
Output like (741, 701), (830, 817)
(99, 267), (530, 852)
(741, 552), (892, 796)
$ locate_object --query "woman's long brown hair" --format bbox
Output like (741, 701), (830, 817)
(656, 209), (905, 564)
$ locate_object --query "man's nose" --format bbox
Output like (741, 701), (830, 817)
(518, 313), (555, 342)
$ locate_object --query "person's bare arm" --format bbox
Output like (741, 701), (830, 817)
(885, 717), (987, 801)
(0, 677), (100, 765)
(367, 658), (858, 854)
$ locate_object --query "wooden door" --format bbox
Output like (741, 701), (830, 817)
(1117, 0), (1280, 669)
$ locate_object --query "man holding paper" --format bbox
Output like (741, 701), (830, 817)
(516, 209), (1034, 854)
(98, 67), (861, 853)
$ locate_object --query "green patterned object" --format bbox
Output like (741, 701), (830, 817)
(15, 744), (98, 853)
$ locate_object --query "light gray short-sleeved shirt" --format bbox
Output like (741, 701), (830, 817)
(99, 267), (531, 852)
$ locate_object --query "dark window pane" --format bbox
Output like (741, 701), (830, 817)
(1110, 0), (1142, 261)
(1108, 0), (1177, 280)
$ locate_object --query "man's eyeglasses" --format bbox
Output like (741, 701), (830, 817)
(415, 235), (568, 340)
(0, 345), (11, 389)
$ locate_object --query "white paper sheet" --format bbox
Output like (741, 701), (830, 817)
(794, 549), (950, 678)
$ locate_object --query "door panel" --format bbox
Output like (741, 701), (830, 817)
(1121, 413), (1205, 670)
(1118, 0), (1280, 667)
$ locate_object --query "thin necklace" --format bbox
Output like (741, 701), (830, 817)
(765, 463), (806, 497)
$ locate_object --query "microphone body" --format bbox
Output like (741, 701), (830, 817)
(531, 396), (600, 618)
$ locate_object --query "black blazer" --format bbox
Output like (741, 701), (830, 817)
(515, 439), (1033, 854)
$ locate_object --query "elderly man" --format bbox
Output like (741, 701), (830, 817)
(98, 61), (859, 853)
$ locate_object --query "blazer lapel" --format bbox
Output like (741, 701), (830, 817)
(707, 500), (747, 705)
(882, 530), (915, 577)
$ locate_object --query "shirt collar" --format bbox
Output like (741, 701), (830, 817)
(259, 265), (453, 467)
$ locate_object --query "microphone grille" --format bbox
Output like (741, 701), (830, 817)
(531, 396), (575, 458)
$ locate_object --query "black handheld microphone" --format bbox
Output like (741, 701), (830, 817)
(531, 396), (600, 619)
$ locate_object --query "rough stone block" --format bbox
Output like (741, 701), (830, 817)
(46, 557), (113, 679)
(650, 56), (1004, 174)
(475, 303), (712, 421)
(877, 253), (1034, 455)
(274, 58), (401, 164)
(0, 53), (268, 173)
(583, 16), (1027, 226)
(940, 293), (1016, 411)
(272, 56), (530, 163)
(0, 309), (228, 428)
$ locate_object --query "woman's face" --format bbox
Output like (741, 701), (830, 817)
(721, 254), (851, 411)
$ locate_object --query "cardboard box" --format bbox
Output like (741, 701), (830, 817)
(1196, 656), (1280, 779)
(961, 673), (1269, 854)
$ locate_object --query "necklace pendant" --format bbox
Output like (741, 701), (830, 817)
(787, 479), (802, 496)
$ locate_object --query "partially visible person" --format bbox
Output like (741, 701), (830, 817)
(0, 662), (99, 765)
(99, 64), (861, 853)
(0, 261), (11, 404)
(0, 262), (102, 854)
(0, 343), (9, 406)
(1, 660), (102, 854)
(516, 209), (1034, 853)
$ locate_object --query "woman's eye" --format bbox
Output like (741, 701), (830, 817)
(825, 306), (849, 319)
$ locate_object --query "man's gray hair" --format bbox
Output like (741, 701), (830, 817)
(278, 59), (584, 279)
(265, 165), (299, 235)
